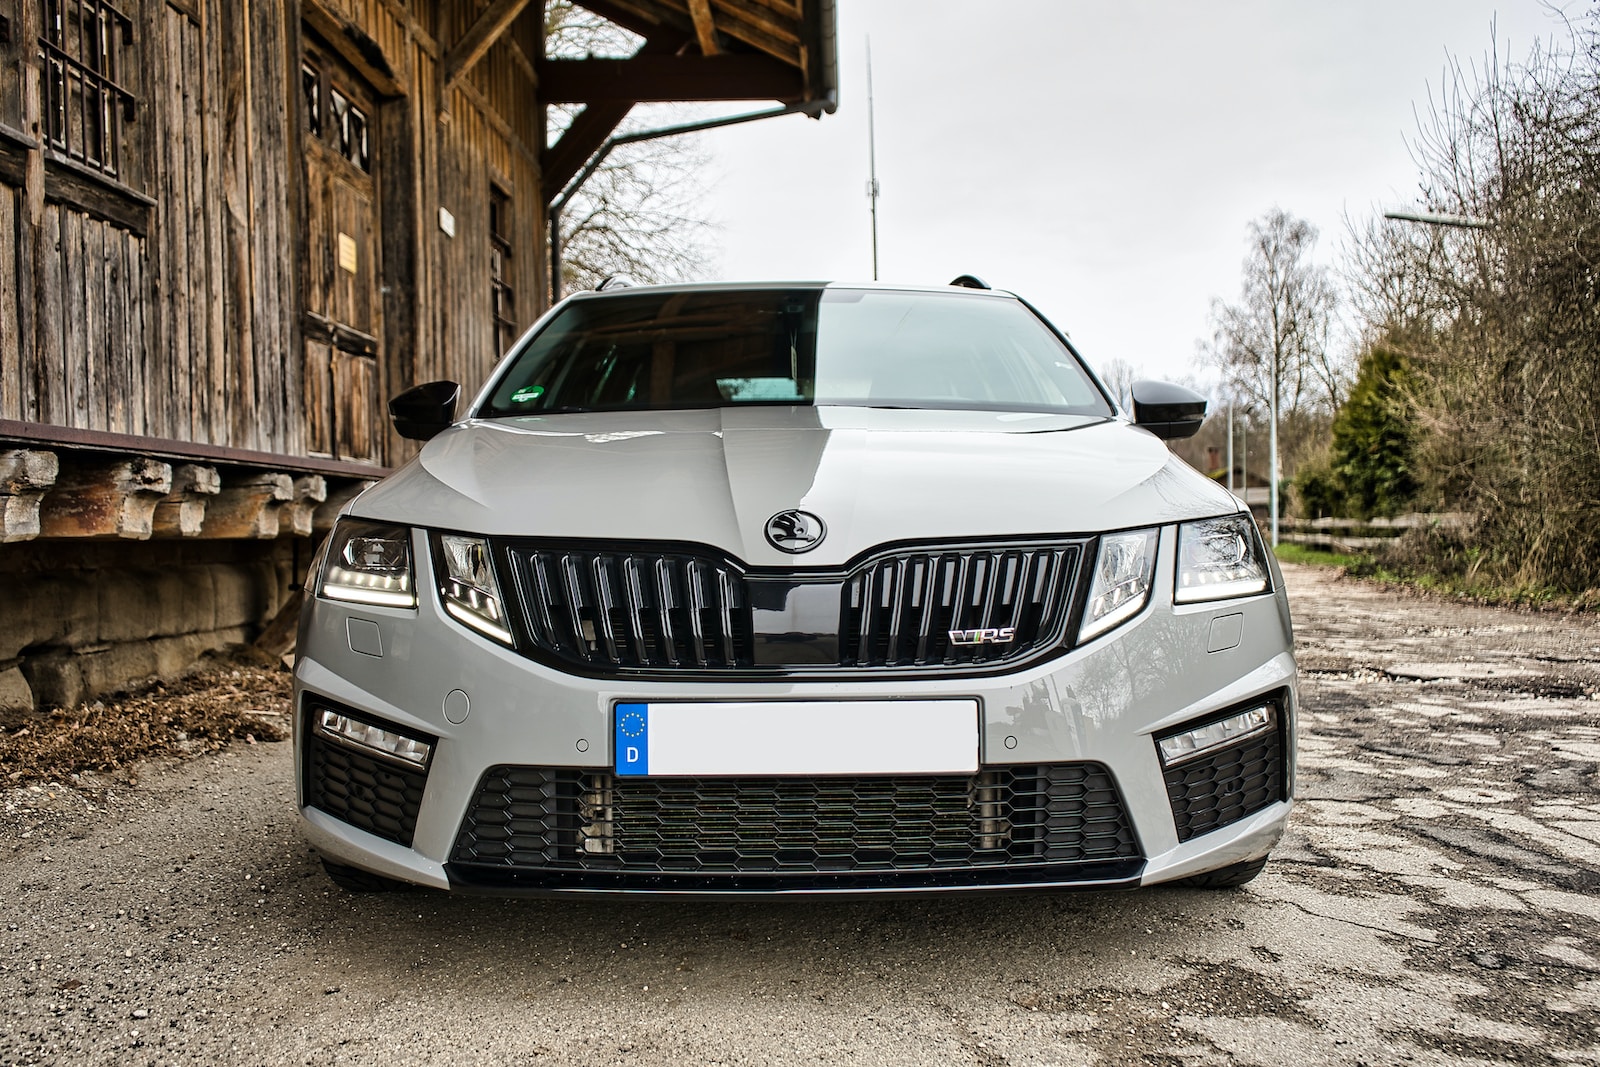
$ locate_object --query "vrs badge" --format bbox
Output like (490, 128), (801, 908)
(948, 627), (1017, 646)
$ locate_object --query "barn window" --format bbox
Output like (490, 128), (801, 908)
(329, 86), (369, 172)
(489, 187), (517, 355)
(37, 0), (139, 181)
(302, 61), (322, 136)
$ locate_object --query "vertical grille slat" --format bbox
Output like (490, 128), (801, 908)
(621, 556), (650, 662)
(500, 540), (1083, 674)
(685, 559), (709, 666)
(653, 558), (680, 667)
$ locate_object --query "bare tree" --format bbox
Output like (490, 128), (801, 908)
(1203, 209), (1345, 419)
(1094, 357), (1143, 410)
(546, 2), (716, 292)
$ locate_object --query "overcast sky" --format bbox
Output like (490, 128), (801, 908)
(667, 1), (1573, 386)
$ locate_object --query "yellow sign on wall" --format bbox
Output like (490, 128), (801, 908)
(337, 232), (358, 274)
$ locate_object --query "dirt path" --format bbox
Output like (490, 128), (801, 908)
(2, 564), (1598, 1066)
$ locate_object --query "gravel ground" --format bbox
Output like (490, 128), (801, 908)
(3, 563), (1599, 1066)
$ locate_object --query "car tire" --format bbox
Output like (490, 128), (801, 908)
(321, 857), (403, 893)
(1173, 856), (1268, 889)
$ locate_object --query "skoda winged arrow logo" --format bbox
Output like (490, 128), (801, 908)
(764, 510), (827, 553)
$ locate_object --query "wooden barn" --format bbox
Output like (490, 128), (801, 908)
(0, 0), (836, 712)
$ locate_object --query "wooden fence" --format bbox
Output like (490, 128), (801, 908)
(1276, 514), (1467, 554)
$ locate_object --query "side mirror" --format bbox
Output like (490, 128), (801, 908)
(1130, 380), (1208, 440)
(389, 381), (461, 441)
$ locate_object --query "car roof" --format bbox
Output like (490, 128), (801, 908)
(561, 280), (1021, 301)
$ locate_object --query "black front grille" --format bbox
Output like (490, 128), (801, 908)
(841, 544), (1080, 668)
(451, 764), (1140, 887)
(499, 539), (1086, 676)
(506, 546), (750, 669)
(1162, 719), (1285, 843)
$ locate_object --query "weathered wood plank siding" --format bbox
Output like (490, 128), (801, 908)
(0, 0), (548, 468)
(0, 189), (19, 423)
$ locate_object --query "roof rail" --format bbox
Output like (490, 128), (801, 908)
(948, 274), (990, 290)
(595, 275), (637, 291)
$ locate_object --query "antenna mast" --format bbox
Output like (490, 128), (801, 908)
(866, 38), (880, 280)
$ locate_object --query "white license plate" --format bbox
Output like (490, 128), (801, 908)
(612, 700), (979, 777)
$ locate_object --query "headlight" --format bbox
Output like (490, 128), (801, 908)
(1175, 515), (1270, 603)
(435, 534), (514, 645)
(318, 521), (417, 608)
(1078, 528), (1158, 642)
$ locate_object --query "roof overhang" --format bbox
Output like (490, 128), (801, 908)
(540, 0), (837, 203)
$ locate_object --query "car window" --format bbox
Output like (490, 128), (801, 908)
(814, 290), (1108, 413)
(478, 288), (1112, 418)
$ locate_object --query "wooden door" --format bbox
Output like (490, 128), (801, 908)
(299, 39), (383, 463)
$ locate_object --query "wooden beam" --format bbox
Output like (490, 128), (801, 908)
(687, 0), (720, 55)
(151, 464), (221, 538)
(443, 0), (535, 94)
(575, 0), (681, 39)
(38, 458), (173, 540)
(301, 0), (403, 96)
(540, 32), (690, 201)
(201, 473), (294, 539)
(538, 53), (801, 103)
(543, 100), (634, 203)
(0, 450), (59, 543)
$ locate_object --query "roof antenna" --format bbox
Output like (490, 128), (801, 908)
(866, 37), (880, 281)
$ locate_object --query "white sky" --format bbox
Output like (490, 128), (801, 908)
(671, 1), (1573, 385)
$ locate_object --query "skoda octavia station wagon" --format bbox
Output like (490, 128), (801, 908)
(294, 279), (1296, 895)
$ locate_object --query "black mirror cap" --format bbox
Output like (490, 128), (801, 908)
(1130, 379), (1208, 440)
(389, 381), (461, 441)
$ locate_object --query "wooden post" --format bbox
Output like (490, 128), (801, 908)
(0, 449), (60, 542)
(286, 474), (329, 537)
(151, 463), (223, 538)
(37, 457), (174, 540)
(200, 472), (295, 539)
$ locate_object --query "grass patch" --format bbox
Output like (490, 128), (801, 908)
(1274, 542), (1588, 610)
(1273, 543), (1368, 570)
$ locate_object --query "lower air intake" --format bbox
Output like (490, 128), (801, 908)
(449, 764), (1142, 889)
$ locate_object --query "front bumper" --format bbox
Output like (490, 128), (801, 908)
(294, 526), (1297, 895)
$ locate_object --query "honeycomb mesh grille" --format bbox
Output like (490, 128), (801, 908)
(305, 732), (427, 848)
(1162, 724), (1284, 843)
(452, 764), (1139, 875)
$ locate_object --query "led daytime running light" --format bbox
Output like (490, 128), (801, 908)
(1157, 705), (1274, 766)
(317, 521), (417, 608)
(436, 534), (515, 646)
(1175, 515), (1270, 604)
(313, 707), (432, 768)
(1078, 528), (1158, 642)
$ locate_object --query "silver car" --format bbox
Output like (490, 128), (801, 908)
(294, 280), (1296, 896)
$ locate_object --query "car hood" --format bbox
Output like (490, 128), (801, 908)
(351, 406), (1241, 567)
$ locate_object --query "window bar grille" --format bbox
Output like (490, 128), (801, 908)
(38, 0), (137, 180)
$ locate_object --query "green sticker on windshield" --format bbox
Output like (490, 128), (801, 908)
(511, 385), (545, 403)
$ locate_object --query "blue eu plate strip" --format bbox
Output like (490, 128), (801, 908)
(615, 703), (649, 775)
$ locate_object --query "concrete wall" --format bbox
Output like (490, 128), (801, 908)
(0, 539), (306, 713)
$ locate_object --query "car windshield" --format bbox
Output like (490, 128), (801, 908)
(478, 288), (1113, 418)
